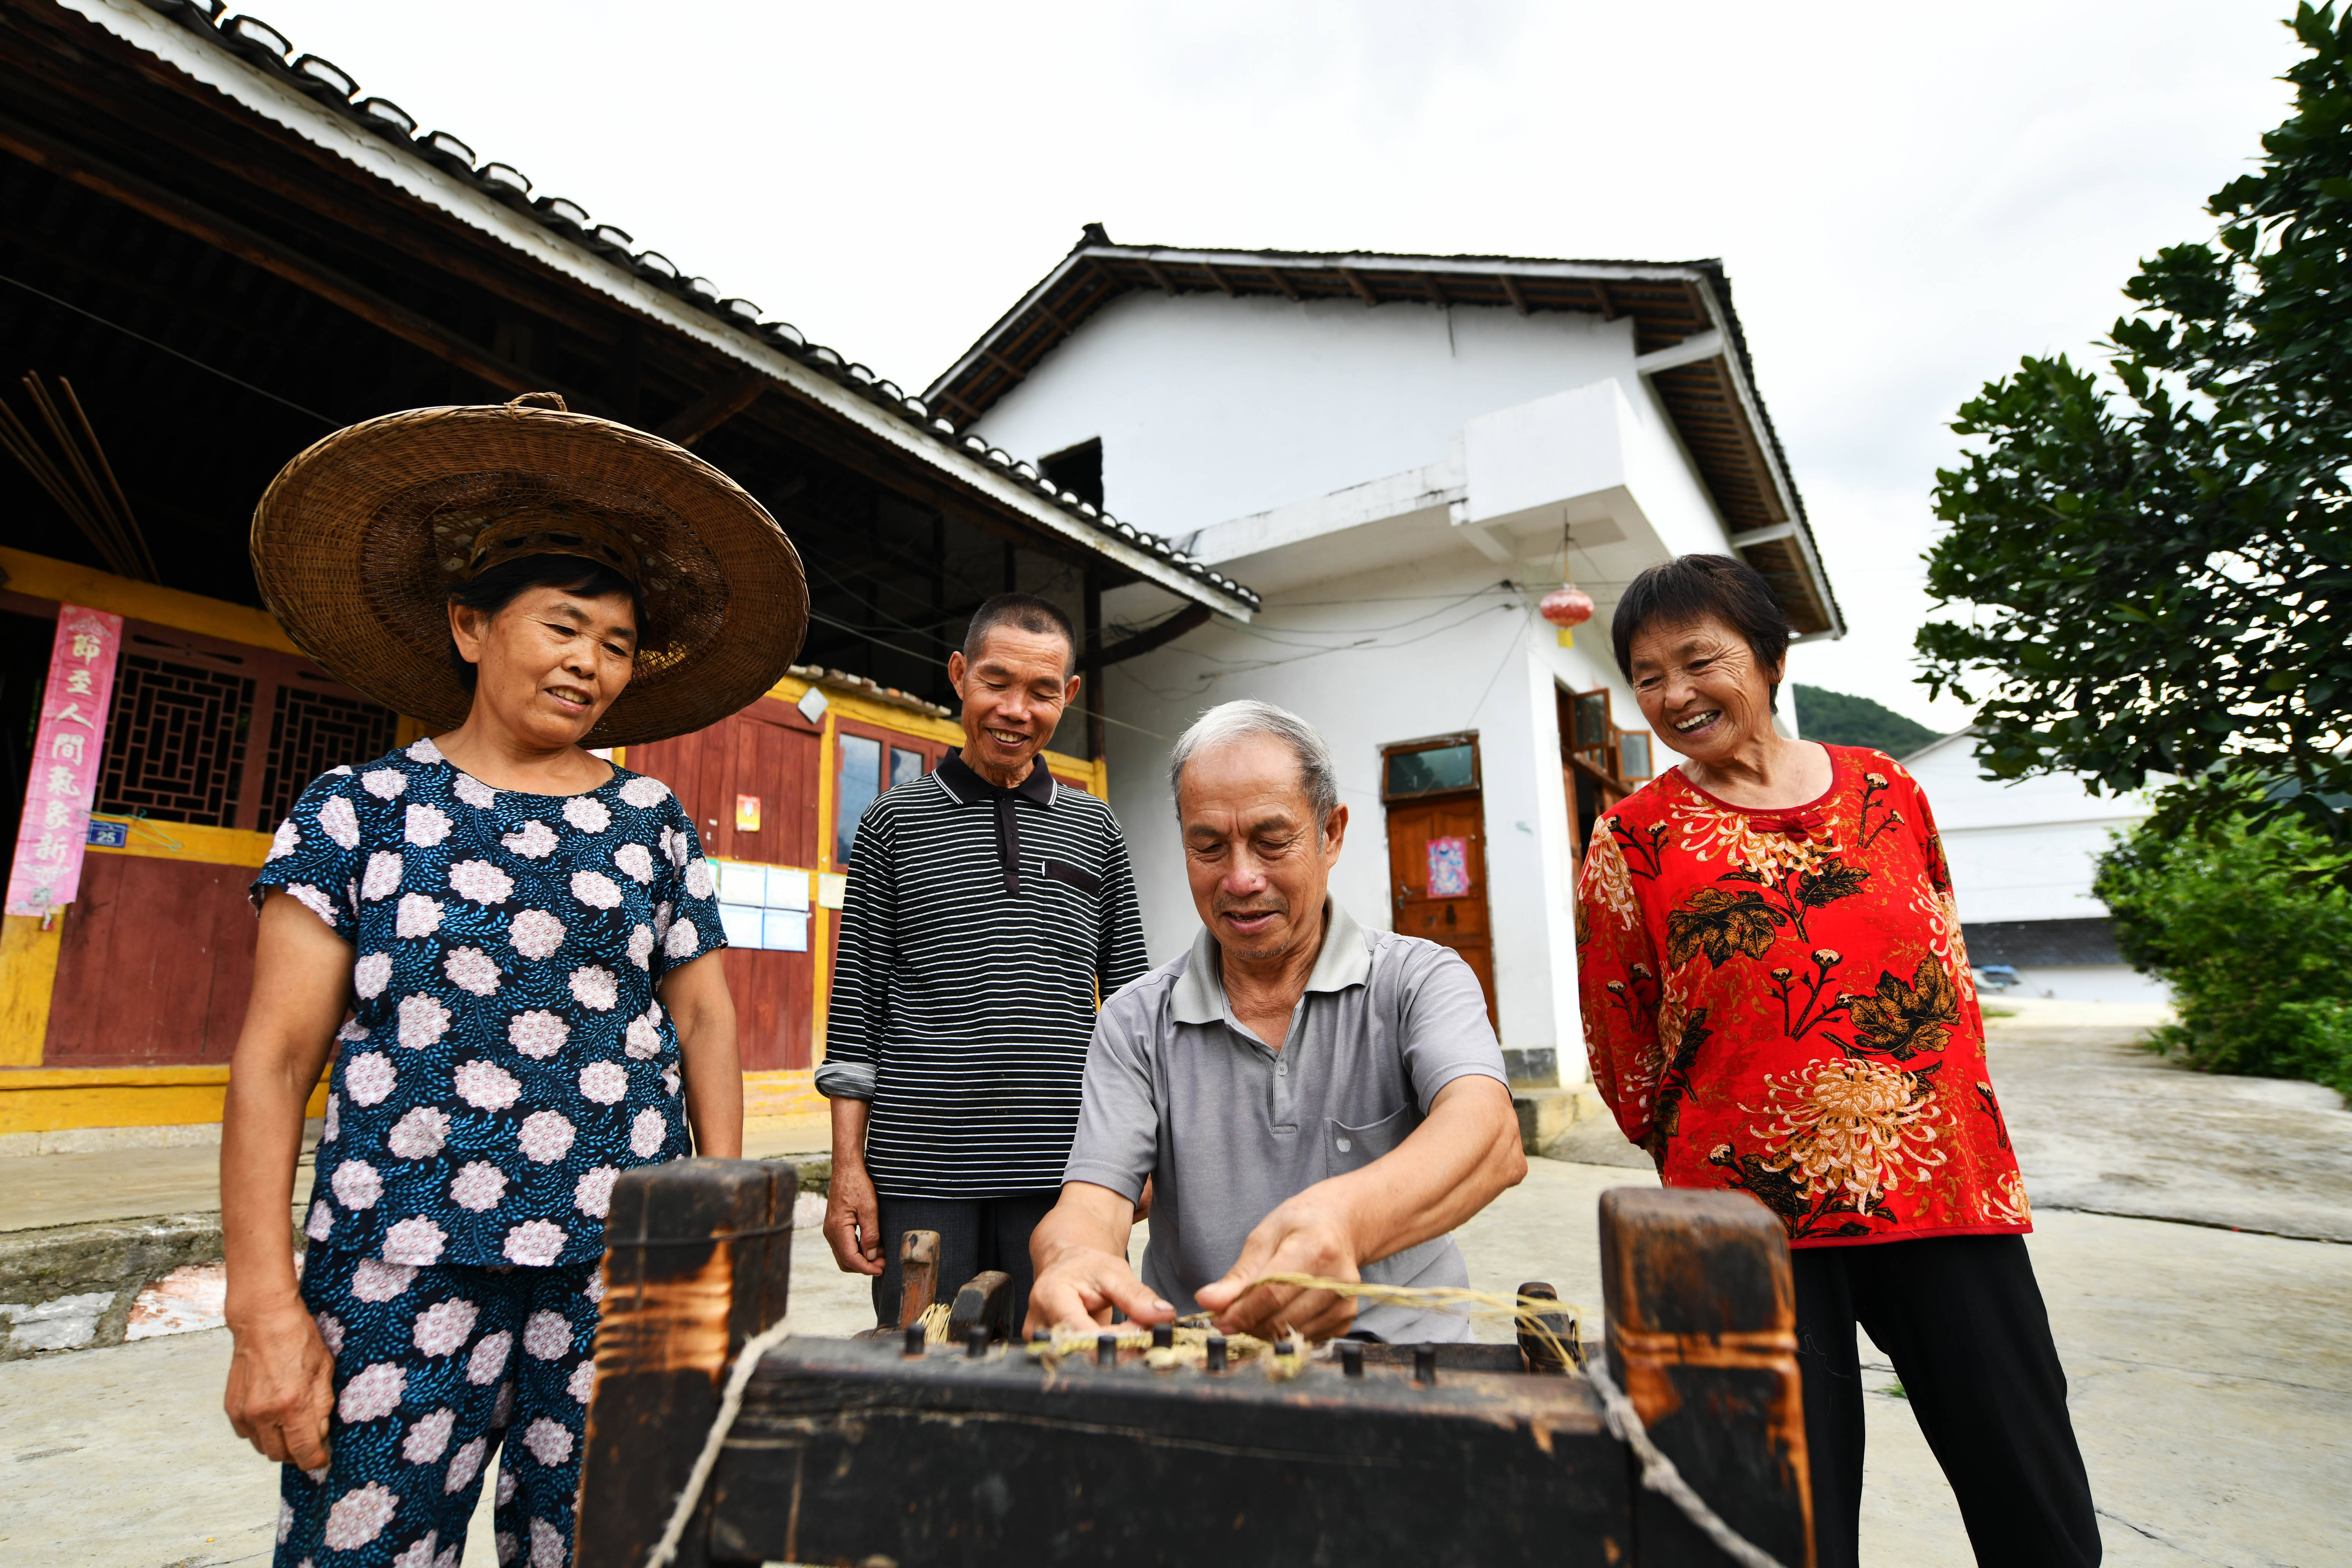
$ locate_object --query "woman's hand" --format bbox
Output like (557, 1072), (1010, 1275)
(224, 1295), (335, 1468)
(219, 892), (351, 1468)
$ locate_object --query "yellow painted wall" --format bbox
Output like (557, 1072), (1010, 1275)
(0, 547), (303, 653)
(0, 915), (64, 1069)
(0, 557), (1112, 1130)
(0, 1065), (329, 1135)
(86, 817), (276, 868)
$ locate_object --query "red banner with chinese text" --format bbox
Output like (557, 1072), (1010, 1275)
(5, 604), (123, 917)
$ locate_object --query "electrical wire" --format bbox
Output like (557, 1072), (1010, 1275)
(1152, 596), (1524, 682)
(0, 269), (340, 426)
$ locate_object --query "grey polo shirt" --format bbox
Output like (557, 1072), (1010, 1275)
(1063, 899), (1510, 1343)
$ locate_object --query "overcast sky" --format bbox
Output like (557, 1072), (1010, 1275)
(250, 0), (2300, 728)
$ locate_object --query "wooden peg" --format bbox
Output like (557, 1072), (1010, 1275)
(1516, 1280), (1580, 1374)
(947, 1268), (1013, 1345)
(896, 1228), (942, 1330)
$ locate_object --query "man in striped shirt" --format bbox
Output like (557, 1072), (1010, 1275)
(816, 593), (1148, 1329)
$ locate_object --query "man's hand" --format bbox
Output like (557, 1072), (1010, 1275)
(824, 1157), (884, 1277)
(1191, 1193), (1361, 1342)
(224, 1296), (334, 1470)
(1190, 1077), (1525, 1343)
(1023, 1181), (1173, 1339)
(824, 1096), (885, 1277)
(1024, 1246), (1175, 1339)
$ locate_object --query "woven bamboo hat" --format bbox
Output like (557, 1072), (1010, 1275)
(250, 393), (806, 747)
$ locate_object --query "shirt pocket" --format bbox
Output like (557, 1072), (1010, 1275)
(1040, 858), (1101, 896)
(1323, 1103), (1415, 1179)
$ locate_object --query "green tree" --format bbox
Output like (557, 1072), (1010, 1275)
(1791, 684), (1939, 755)
(2096, 807), (2352, 1092)
(1920, 5), (2352, 877)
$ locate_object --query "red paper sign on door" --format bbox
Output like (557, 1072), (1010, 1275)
(5, 604), (123, 917)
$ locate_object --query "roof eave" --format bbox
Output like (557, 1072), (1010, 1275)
(57, 0), (1258, 619)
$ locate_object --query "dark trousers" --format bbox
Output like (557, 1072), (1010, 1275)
(871, 1192), (1058, 1331)
(1793, 1234), (2101, 1568)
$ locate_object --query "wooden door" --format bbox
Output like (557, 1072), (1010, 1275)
(1386, 793), (1497, 1024)
(42, 854), (259, 1067)
(630, 696), (820, 1072)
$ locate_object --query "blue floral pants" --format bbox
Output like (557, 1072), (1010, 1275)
(276, 1246), (601, 1568)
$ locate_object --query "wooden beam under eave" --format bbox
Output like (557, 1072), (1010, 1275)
(655, 376), (764, 447)
(980, 347), (1028, 386)
(1264, 266), (1302, 301)
(1199, 259), (1237, 296)
(1338, 266), (1379, 305)
(1031, 297), (1073, 335)
(0, 110), (599, 413)
(1498, 274), (1530, 315)
(1424, 276), (1448, 307)
(1137, 256), (1180, 295)
(1591, 281), (1617, 320)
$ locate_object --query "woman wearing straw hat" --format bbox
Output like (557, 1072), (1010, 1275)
(217, 395), (806, 1568)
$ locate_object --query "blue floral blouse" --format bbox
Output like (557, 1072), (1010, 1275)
(252, 737), (727, 1270)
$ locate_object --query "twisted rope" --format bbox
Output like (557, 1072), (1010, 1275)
(642, 1315), (793, 1568)
(1583, 1355), (1791, 1568)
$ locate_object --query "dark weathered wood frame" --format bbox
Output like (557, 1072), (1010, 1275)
(574, 1167), (1811, 1568)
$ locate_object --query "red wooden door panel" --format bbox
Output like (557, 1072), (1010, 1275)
(1386, 794), (1498, 1026)
(44, 852), (258, 1066)
(630, 699), (820, 1072)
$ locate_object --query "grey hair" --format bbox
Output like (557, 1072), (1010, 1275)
(1168, 700), (1340, 831)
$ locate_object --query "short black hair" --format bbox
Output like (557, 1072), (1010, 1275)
(446, 553), (646, 693)
(962, 592), (1077, 674)
(1611, 554), (1792, 712)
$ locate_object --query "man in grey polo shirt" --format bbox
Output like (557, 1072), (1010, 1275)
(1027, 700), (1526, 1344)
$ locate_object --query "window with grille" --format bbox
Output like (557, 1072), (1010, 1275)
(98, 653), (255, 826)
(258, 683), (400, 832)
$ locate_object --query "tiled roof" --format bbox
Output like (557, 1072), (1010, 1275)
(926, 232), (1839, 637)
(117, 1), (1260, 612)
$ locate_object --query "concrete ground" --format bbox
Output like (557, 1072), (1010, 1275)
(5, 1021), (2350, 1566)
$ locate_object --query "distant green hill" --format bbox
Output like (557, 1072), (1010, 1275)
(1792, 684), (1940, 756)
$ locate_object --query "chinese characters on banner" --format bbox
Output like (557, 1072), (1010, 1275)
(4, 605), (123, 917)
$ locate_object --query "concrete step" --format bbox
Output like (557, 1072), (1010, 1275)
(0, 1152), (833, 1360)
(1510, 1084), (1606, 1155)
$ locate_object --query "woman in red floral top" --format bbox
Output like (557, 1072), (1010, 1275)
(1578, 556), (2099, 1568)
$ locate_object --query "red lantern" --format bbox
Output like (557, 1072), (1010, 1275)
(1540, 582), (1594, 628)
(1540, 581), (1593, 648)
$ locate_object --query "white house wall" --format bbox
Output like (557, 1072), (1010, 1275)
(972, 287), (1785, 1080)
(970, 292), (1637, 536)
(1902, 734), (2154, 926)
(1100, 547), (1647, 1079)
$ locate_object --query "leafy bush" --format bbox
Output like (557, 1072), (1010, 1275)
(2095, 813), (2352, 1094)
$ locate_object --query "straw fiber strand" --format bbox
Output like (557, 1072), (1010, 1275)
(250, 398), (807, 747)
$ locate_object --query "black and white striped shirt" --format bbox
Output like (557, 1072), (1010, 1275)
(816, 752), (1149, 1197)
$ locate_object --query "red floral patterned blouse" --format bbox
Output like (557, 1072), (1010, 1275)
(1576, 744), (2030, 1248)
